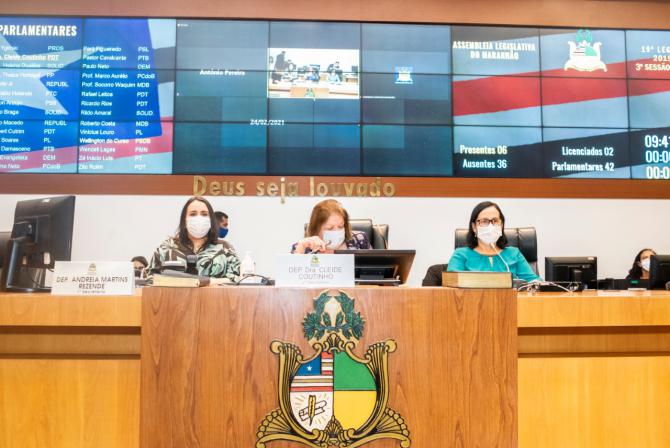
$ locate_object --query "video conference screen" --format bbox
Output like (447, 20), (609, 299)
(1, 17), (669, 179)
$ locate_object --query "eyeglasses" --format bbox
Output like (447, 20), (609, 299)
(476, 218), (501, 226)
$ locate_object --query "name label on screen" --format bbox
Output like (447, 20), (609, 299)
(275, 254), (354, 287)
(51, 261), (135, 296)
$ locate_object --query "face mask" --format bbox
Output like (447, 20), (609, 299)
(186, 216), (211, 239)
(218, 227), (228, 239)
(323, 229), (345, 249)
(477, 224), (502, 245)
(640, 258), (651, 272)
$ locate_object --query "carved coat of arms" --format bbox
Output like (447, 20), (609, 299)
(257, 290), (410, 447)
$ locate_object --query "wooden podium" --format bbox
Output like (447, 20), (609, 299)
(140, 287), (517, 447)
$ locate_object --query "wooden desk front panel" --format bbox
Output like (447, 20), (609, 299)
(0, 357), (140, 448)
(519, 355), (670, 448)
(517, 291), (670, 448)
(0, 293), (141, 448)
(141, 287), (518, 447)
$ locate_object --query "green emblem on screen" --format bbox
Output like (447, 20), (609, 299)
(564, 29), (607, 72)
(256, 289), (410, 448)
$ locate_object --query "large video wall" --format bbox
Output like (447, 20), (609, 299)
(1, 17), (670, 179)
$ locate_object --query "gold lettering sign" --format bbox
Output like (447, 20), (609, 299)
(193, 176), (396, 203)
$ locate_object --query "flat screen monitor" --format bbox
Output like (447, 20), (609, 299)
(0, 231), (10, 267)
(545, 256), (598, 289)
(334, 249), (415, 285)
(649, 255), (670, 290)
(1, 196), (76, 292)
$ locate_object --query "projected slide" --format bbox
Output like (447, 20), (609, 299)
(0, 17), (82, 172)
(267, 48), (359, 99)
(0, 17), (175, 173)
(77, 18), (175, 173)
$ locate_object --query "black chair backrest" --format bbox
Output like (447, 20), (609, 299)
(454, 227), (538, 274)
(422, 263), (448, 286)
(350, 219), (388, 250)
(303, 219), (389, 249)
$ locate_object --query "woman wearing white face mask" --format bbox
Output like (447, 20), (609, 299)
(146, 196), (240, 279)
(626, 248), (656, 280)
(447, 201), (540, 282)
(291, 199), (371, 254)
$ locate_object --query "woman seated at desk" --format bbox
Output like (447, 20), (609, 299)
(447, 201), (540, 283)
(291, 199), (371, 254)
(626, 248), (656, 280)
(147, 196), (240, 279)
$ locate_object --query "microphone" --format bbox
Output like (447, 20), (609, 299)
(186, 255), (198, 275)
(490, 242), (510, 272)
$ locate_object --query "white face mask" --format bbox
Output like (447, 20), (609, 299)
(477, 224), (502, 246)
(186, 216), (211, 239)
(323, 229), (345, 249)
(640, 258), (651, 272)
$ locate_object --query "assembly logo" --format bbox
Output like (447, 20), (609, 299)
(564, 29), (607, 72)
(256, 289), (410, 447)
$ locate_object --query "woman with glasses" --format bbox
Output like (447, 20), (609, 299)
(447, 201), (540, 282)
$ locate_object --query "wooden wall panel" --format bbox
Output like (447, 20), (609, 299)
(141, 286), (518, 447)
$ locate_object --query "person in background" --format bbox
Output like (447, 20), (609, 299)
(286, 61), (298, 82)
(291, 199), (370, 254)
(147, 197), (240, 279)
(131, 256), (148, 278)
(305, 66), (320, 82)
(447, 201), (540, 282)
(327, 69), (340, 83)
(214, 211), (229, 239)
(626, 248), (656, 280)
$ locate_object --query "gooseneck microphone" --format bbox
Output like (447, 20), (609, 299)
(490, 241), (510, 272)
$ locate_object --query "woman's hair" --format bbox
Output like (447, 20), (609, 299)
(466, 201), (508, 249)
(305, 199), (352, 241)
(628, 248), (656, 279)
(176, 196), (219, 248)
(131, 256), (148, 267)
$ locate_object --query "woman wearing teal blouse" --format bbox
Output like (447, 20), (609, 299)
(447, 201), (540, 283)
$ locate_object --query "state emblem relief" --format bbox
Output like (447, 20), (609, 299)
(256, 289), (410, 448)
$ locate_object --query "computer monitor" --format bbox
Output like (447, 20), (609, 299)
(334, 249), (415, 285)
(0, 231), (10, 281)
(0, 231), (10, 265)
(545, 256), (598, 289)
(1, 195), (76, 292)
(649, 255), (670, 290)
